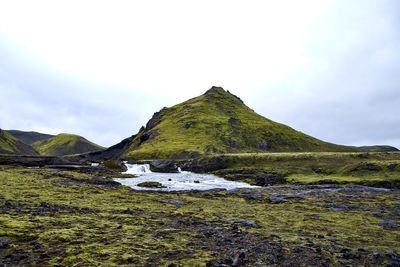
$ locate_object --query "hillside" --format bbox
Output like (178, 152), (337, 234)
(6, 130), (54, 145)
(357, 145), (399, 152)
(0, 129), (39, 155)
(125, 87), (356, 159)
(32, 133), (104, 156)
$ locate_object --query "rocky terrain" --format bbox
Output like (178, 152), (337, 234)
(0, 165), (399, 266)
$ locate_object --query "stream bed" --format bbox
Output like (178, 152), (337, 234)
(113, 164), (260, 191)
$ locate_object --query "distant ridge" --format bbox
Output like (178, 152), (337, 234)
(356, 145), (398, 152)
(6, 130), (54, 145)
(32, 133), (104, 156)
(121, 87), (357, 159)
(0, 129), (39, 155)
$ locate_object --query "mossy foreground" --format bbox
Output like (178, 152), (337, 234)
(1, 165), (400, 266)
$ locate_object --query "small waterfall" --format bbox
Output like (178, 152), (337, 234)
(124, 164), (152, 175)
(177, 167), (182, 173)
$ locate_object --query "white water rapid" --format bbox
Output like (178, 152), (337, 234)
(114, 164), (260, 191)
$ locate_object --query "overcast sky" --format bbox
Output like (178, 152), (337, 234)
(0, 0), (399, 148)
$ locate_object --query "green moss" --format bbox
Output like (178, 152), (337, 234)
(32, 133), (104, 156)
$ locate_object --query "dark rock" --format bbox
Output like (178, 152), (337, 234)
(365, 180), (398, 189)
(150, 160), (179, 173)
(343, 251), (360, 259)
(137, 182), (166, 188)
(0, 239), (10, 248)
(388, 163), (398, 171)
(269, 194), (305, 203)
(194, 180), (200, 183)
(153, 229), (180, 238)
(230, 218), (262, 229)
(254, 173), (286, 186)
(241, 191), (265, 201)
(31, 241), (42, 249)
(180, 156), (228, 173)
(322, 204), (363, 211)
(257, 139), (268, 150)
(163, 250), (180, 258)
(168, 264), (180, 267)
(377, 220), (400, 230)
(102, 159), (127, 171)
(232, 251), (246, 266)
(160, 199), (185, 205)
(366, 163), (382, 171)
(372, 252), (380, 258)
(316, 179), (339, 185)
(0, 155), (74, 167)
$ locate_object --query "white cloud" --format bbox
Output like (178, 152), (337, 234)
(0, 0), (399, 148)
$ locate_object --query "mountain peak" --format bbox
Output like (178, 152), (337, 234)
(205, 86), (226, 95)
(204, 86), (245, 105)
(123, 87), (356, 159)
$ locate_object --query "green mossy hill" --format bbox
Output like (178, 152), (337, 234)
(32, 133), (104, 156)
(6, 130), (54, 145)
(125, 87), (356, 159)
(0, 129), (39, 155)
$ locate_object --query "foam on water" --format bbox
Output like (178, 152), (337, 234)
(114, 164), (260, 191)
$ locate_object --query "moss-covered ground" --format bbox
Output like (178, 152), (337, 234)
(1, 164), (400, 266)
(202, 152), (400, 187)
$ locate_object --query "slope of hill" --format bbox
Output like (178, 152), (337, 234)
(0, 129), (39, 155)
(357, 145), (399, 152)
(125, 87), (356, 159)
(6, 130), (54, 145)
(32, 133), (104, 156)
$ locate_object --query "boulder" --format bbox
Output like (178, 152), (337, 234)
(253, 174), (286, 186)
(137, 182), (166, 188)
(102, 159), (127, 172)
(150, 160), (179, 173)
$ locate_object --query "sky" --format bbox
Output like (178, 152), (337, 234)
(0, 0), (399, 148)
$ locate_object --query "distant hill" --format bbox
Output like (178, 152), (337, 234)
(122, 87), (357, 159)
(6, 130), (54, 145)
(357, 145), (399, 152)
(32, 133), (104, 156)
(0, 129), (39, 155)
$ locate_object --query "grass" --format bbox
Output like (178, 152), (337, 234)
(1, 164), (400, 265)
(32, 133), (104, 156)
(125, 87), (356, 159)
(193, 152), (400, 186)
